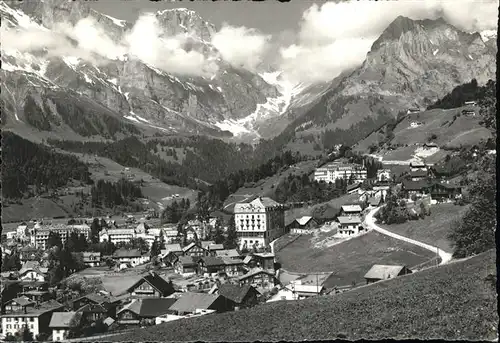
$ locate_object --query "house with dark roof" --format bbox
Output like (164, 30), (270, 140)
(116, 298), (177, 326)
(174, 256), (198, 276)
(76, 303), (108, 324)
(49, 311), (83, 341)
(287, 216), (318, 234)
(112, 248), (148, 267)
(3, 296), (36, 313)
(364, 264), (412, 284)
(427, 181), (462, 202)
(197, 257), (244, 277)
(126, 272), (175, 298)
(346, 182), (362, 194)
(238, 268), (279, 291)
(1, 300), (64, 339)
(340, 205), (363, 216)
(215, 249), (240, 259)
(410, 169), (430, 181)
(210, 284), (260, 309)
(168, 292), (235, 316)
(401, 179), (433, 198)
(71, 293), (120, 318)
(182, 242), (210, 258)
(251, 253), (275, 271)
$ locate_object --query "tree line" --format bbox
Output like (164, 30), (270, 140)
(2, 132), (93, 199)
(90, 178), (143, 208)
(427, 79), (495, 110)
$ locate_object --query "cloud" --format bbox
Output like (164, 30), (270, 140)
(280, 0), (498, 84)
(211, 24), (271, 72)
(124, 13), (218, 77)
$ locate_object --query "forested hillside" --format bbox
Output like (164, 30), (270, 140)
(427, 79), (495, 110)
(2, 131), (93, 199)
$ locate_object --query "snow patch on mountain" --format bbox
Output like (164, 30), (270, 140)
(101, 13), (127, 28)
(480, 29), (497, 42)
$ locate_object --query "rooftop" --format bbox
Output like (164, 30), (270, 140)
(117, 298), (177, 318)
(49, 311), (83, 328)
(341, 205), (363, 213)
(337, 216), (362, 225)
(364, 265), (410, 280)
(217, 284), (258, 304)
(168, 293), (220, 313)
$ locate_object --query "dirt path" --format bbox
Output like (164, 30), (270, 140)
(364, 207), (453, 265)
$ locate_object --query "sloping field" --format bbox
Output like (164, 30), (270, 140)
(107, 250), (497, 341)
(276, 230), (434, 287)
(379, 204), (469, 253)
(2, 197), (69, 223)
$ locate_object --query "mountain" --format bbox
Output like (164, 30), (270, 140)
(0, 0), (291, 141)
(278, 16), (497, 149)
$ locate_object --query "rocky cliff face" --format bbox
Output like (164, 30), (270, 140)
(280, 16), (497, 145)
(0, 1), (281, 140)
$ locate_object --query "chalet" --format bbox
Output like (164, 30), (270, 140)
(409, 162), (427, 172)
(71, 293), (120, 318)
(215, 249), (241, 259)
(336, 216), (364, 237)
(112, 248), (148, 267)
(364, 264), (412, 284)
(1, 300), (64, 339)
(19, 247), (40, 263)
(182, 242), (209, 258)
(286, 281), (326, 299)
(3, 297), (36, 313)
(210, 284), (260, 309)
(160, 244), (183, 256)
(75, 303), (108, 323)
(410, 169), (429, 181)
(407, 108), (420, 114)
(126, 272), (175, 298)
(162, 229), (179, 244)
(18, 263), (48, 282)
(401, 180), (432, 198)
(462, 109), (476, 116)
(340, 205), (363, 217)
(168, 292), (235, 316)
(288, 216), (318, 234)
(174, 256), (198, 276)
(409, 121), (422, 128)
(49, 311), (83, 341)
(238, 268), (278, 291)
(203, 242), (225, 254)
(427, 181), (462, 202)
(197, 257), (244, 277)
(346, 182), (362, 194)
(116, 298), (177, 326)
(464, 100), (477, 106)
(160, 244), (183, 267)
(81, 252), (101, 267)
(376, 169), (392, 182)
(251, 253), (275, 271)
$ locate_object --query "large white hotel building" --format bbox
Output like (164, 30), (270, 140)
(233, 197), (286, 250)
(314, 161), (367, 184)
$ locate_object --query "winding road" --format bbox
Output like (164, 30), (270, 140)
(364, 207), (453, 265)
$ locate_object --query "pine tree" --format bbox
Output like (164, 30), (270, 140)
(47, 232), (63, 250)
(224, 216), (238, 249)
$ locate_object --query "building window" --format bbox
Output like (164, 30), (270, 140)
(7, 324), (11, 329)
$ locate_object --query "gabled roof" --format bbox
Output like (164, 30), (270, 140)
(337, 216), (362, 225)
(77, 303), (107, 314)
(341, 205), (362, 213)
(296, 216), (314, 226)
(182, 242), (206, 253)
(117, 298), (177, 318)
(113, 248), (142, 258)
(72, 292), (116, 305)
(402, 179), (432, 191)
(177, 256), (198, 267)
(168, 293), (220, 313)
(127, 273), (174, 295)
(252, 252), (274, 259)
(217, 284), (258, 304)
(239, 268), (275, 281)
(410, 170), (428, 178)
(7, 296), (35, 307)
(364, 264), (410, 280)
(161, 244), (183, 255)
(103, 317), (115, 326)
(242, 255), (253, 264)
(207, 244), (224, 251)
(49, 311), (83, 328)
(346, 182), (361, 192)
(200, 256), (226, 267)
(369, 196), (382, 206)
(215, 249), (240, 258)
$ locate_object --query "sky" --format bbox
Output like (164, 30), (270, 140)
(3, 0), (498, 84)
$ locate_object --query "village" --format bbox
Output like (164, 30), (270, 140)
(0, 155), (467, 341)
